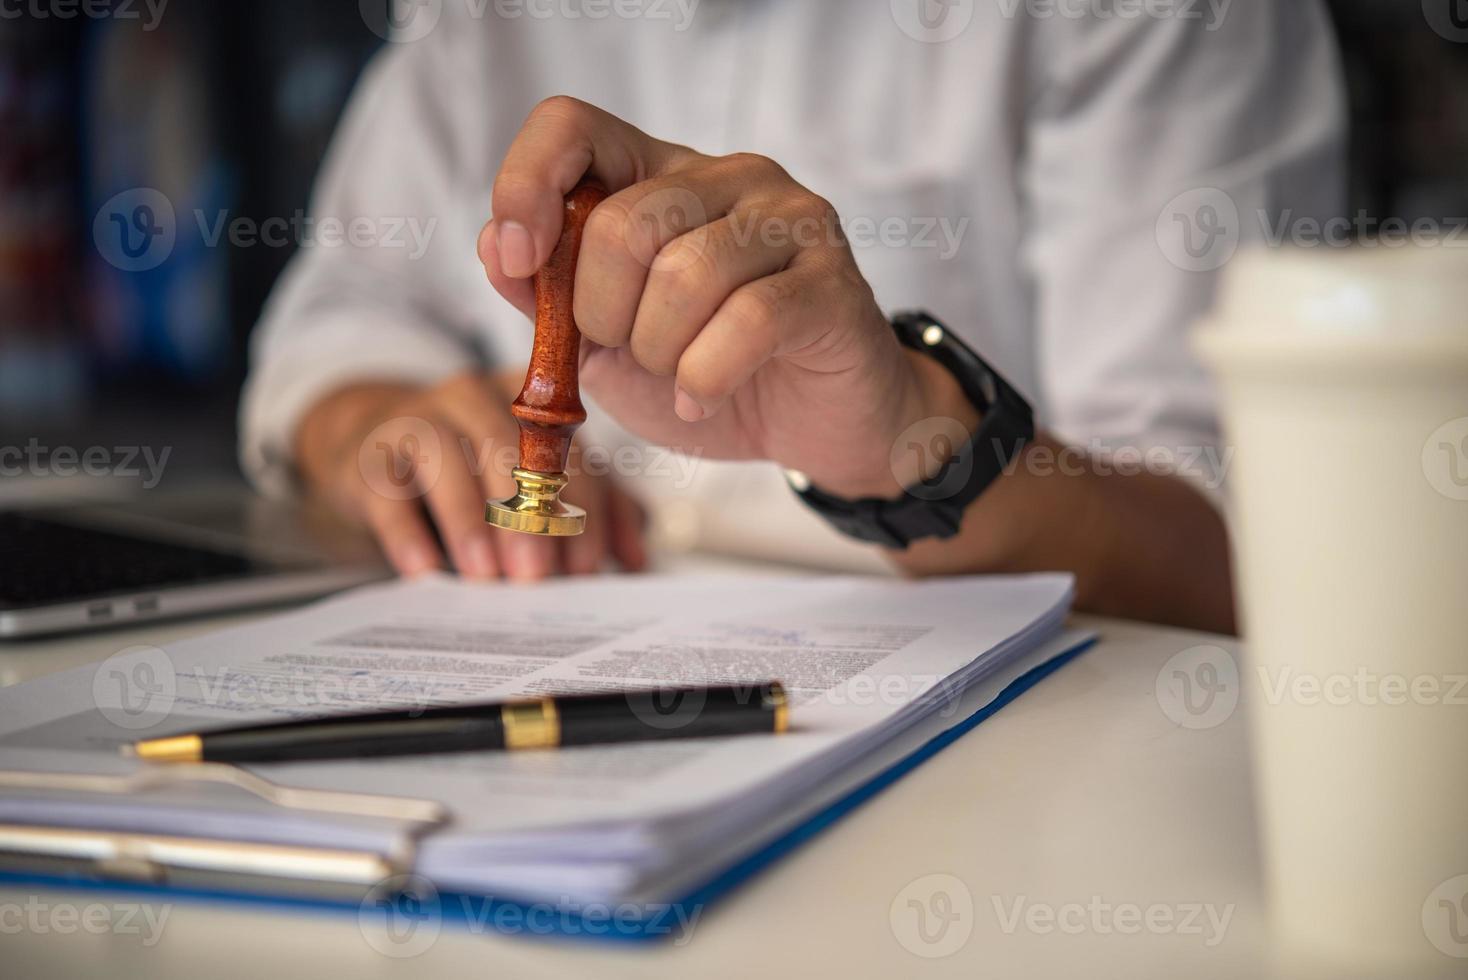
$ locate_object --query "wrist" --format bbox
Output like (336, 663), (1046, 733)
(812, 348), (983, 500)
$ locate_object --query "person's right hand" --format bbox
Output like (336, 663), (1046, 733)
(295, 370), (646, 581)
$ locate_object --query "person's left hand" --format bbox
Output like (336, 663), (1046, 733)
(477, 97), (975, 500)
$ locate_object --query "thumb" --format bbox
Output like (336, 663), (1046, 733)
(483, 96), (689, 280)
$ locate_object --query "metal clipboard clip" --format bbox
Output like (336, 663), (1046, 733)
(0, 766), (451, 903)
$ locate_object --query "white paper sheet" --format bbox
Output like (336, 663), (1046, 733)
(0, 572), (1073, 903)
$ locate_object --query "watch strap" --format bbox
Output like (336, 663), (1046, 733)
(788, 312), (1034, 549)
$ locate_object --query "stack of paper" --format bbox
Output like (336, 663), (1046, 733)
(0, 572), (1076, 911)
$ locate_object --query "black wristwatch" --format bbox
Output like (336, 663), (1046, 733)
(786, 311), (1034, 550)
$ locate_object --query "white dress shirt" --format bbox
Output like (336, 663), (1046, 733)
(240, 0), (1344, 566)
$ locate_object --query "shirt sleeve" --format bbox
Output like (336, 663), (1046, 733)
(238, 27), (500, 497)
(1019, 0), (1346, 502)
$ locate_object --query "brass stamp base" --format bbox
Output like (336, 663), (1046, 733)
(485, 468), (586, 536)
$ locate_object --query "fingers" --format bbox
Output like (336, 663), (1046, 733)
(417, 422), (500, 580)
(430, 375), (560, 582)
(675, 256), (842, 420)
(311, 372), (646, 583)
(495, 525), (557, 582)
(572, 166), (750, 351)
(606, 484), (648, 572)
(359, 492), (442, 578)
(560, 477), (649, 575)
(476, 220), (536, 319)
(560, 473), (610, 576)
(487, 96), (689, 280)
(347, 407), (501, 580)
(623, 210), (803, 377)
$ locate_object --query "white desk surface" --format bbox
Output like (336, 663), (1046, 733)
(0, 559), (1282, 980)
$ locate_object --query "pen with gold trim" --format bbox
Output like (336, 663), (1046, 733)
(127, 683), (789, 763)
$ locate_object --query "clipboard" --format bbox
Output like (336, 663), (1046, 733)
(0, 764), (448, 903)
(0, 634), (1096, 942)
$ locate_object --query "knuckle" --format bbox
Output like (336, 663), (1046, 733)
(724, 151), (789, 184)
(806, 192), (838, 219)
(804, 240), (852, 280)
(574, 300), (626, 349)
(624, 201), (677, 268)
(629, 331), (679, 378)
(783, 194), (839, 251)
(806, 194), (841, 231)
(582, 198), (634, 262)
(653, 229), (722, 295)
(722, 286), (780, 338)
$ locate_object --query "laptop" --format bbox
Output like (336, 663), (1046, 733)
(0, 493), (391, 639)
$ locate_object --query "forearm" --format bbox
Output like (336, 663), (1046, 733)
(893, 434), (1236, 635)
(818, 350), (1236, 635)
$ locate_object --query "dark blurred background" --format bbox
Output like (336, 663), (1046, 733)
(1, 0), (1466, 496)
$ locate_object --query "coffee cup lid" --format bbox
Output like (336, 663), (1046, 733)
(1195, 246), (1468, 372)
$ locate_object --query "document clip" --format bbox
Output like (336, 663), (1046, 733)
(0, 766), (450, 903)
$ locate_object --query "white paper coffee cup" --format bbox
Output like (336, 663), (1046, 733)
(1196, 246), (1468, 977)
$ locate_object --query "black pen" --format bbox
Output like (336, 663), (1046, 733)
(127, 683), (789, 764)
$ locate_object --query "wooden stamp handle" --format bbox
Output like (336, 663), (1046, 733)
(510, 180), (607, 474)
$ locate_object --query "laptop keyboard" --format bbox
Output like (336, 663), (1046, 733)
(0, 512), (275, 609)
